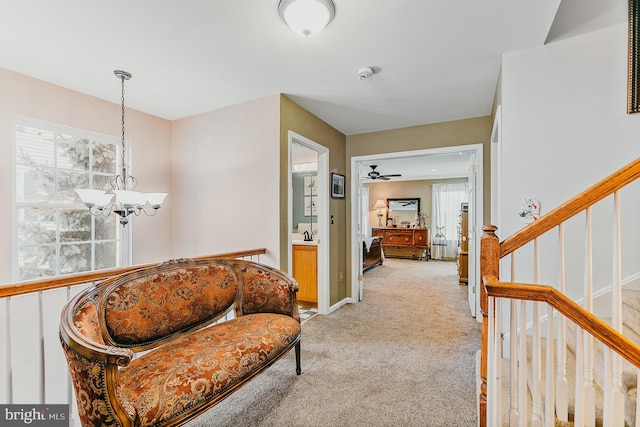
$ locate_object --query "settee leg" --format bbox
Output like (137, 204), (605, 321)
(295, 341), (301, 375)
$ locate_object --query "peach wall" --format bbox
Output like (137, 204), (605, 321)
(0, 68), (172, 284)
(170, 96), (281, 267)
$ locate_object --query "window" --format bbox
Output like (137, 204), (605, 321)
(431, 182), (468, 260)
(14, 118), (125, 281)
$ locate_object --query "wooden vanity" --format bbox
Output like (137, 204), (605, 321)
(372, 227), (430, 261)
(292, 243), (317, 305)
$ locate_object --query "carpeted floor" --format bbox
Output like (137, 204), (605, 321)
(186, 258), (482, 426)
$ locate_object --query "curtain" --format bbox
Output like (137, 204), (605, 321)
(431, 182), (468, 260)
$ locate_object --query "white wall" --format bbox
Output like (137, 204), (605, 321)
(170, 95), (281, 267)
(0, 68), (173, 284)
(500, 23), (640, 299)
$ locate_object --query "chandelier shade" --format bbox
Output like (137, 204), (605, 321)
(278, 0), (335, 37)
(74, 70), (167, 226)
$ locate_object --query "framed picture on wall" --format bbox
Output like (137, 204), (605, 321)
(304, 196), (318, 216)
(331, 173), (345, 199)
(303, 175), (318, 196)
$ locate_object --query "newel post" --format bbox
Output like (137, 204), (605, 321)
(479, 225), (500, 427)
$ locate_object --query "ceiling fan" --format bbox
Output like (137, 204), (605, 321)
(365, 165), (401, 181)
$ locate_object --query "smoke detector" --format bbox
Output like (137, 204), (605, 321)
(356, 67), (374, 80)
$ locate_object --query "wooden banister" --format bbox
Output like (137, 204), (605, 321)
(500, 157), (640, 258)
(0, 248), (267, 298)
(483, 275), (640, 369)
(480, 158), (640, 425)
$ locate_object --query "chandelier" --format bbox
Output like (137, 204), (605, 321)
(75, 70), (167, 226)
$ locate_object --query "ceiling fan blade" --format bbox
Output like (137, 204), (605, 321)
(379, 176), (390, 180)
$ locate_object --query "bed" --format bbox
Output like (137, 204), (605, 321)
(363, 236), (383, 271)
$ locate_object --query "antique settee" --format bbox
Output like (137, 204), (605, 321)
(59, 258), (301, 426)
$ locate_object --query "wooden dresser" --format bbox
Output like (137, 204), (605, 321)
(372, 227), (430, 260)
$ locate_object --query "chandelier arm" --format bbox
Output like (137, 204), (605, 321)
(137, 205), (161, 217)
(86, 204), (117, 217)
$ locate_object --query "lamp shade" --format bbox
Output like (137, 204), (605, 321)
(372, 199), (387, 210)
(75, 189), (113, 207)
(279, 0), (335, 37)
(145, 192), (167, 208)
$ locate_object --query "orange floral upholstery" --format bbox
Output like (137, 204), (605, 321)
(59, 259), (301, 427)
(104, 264), (239, 346)
(119, 314), (299, 426)
(240, 264), (300, 321)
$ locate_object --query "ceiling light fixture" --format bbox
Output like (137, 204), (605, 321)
(75, 70), (167, 227)
(278, 0), (335, 37)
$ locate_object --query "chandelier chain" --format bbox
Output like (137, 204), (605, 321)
(120, 74), (126, 170)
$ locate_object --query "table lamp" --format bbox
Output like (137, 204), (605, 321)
(372, 199), (387, 227)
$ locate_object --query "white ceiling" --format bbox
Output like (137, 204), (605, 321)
(360, 151), (474, 182)
(1, 0), (565, 137)
(1, 0), (626, 178)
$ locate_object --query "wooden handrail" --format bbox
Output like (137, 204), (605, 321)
(483, 275), (640, 369)
(0, 248), (267, 299)
(500, 157), (640, 258)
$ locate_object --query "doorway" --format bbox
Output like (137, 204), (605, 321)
(288, 131), (330, 315)
(350, 144), (484, 319)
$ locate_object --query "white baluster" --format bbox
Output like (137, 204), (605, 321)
(510, 298), (520, 426)
(556, 224), (569, 422)
(495, 295), (502, 426)
(532, 238), (543, 426)
(488, 295), (496, 426)
(519, 299), (528, 427)
(610, 191), (625, 426)
(603, 348), (612, 427)
(575, 325), (584, 427)
(545, 307), (555, 427)
(583, 207), (596, 427)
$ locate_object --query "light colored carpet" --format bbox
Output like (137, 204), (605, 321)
(186, 258), (482, 426)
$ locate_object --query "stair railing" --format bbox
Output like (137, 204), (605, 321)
(479, 157), (640, 427)
(0, 248), (266, 427)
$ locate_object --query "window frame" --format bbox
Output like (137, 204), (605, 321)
(12, 116), (132, 282)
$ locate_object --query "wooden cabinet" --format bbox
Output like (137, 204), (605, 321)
(458, 205), (468, 285)
(292, 244), (317, 305)
(372, 227), (430, 260)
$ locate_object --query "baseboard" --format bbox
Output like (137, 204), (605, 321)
(330, 297), (350, 313)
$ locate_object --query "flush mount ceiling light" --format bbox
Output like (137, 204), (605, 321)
(278, 0), (336, 37)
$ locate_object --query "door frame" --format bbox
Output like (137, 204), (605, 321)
(287, 131), (330, 315)
(349, 144), (484, 314)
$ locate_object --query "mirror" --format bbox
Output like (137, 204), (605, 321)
(387, 198), (420, 227)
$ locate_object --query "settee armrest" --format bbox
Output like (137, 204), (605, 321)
(60, 293), (137, 427)
(233, 260), (300, 321)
